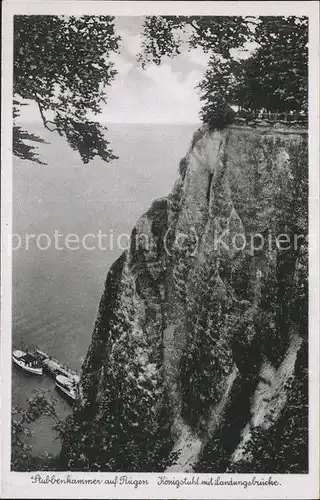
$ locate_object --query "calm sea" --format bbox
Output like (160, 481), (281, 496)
(12, 121), (198, 457)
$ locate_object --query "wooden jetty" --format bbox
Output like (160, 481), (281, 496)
(35, 349), (80, 383)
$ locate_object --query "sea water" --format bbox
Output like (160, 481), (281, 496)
(12, 121), (198, 457)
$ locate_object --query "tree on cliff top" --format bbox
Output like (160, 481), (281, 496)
(14, 15), (120, 164)
(138, 16), (308, 128)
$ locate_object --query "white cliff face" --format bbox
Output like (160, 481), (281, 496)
(67, 124), (308, 473)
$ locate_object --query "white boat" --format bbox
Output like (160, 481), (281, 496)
(55, 374), (77, 402)
(12, 349), (43, 375)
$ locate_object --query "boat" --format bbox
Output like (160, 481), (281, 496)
(12, 349), (43, 375)
(55, 374), (77, 402)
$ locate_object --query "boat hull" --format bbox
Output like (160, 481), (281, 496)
(55, 375), (76, 402)
(12, 350), (43, 375)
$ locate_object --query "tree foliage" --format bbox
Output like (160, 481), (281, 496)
(13, 101), (48, 165)
(138, 16), (252, 66)
(11, 390), (60, 471)
(14, 15), (120, 163)
(139, 16), (308, 128)
(200, 17), (308, 118)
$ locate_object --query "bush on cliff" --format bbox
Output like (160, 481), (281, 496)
(200, 95), (236, 131)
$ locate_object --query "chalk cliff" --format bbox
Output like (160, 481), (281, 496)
(61, 123), (308, 473)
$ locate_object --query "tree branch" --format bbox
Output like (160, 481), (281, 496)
(35, 95), (61, 134)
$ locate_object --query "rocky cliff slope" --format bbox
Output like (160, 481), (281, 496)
(61, 123), (308, 473)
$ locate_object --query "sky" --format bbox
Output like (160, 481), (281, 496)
(104, 16), (209, 123)
(104, 17), (258, 123)
(18, 16), (209, 125)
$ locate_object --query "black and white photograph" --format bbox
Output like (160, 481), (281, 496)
(1, 1), (319, 499)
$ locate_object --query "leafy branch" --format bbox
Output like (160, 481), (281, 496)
(13, 15), (121, 163)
